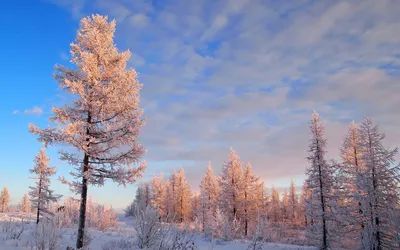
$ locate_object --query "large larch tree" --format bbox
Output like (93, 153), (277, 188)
(29, 14), (146, 249)
(358, 117), (400, 249)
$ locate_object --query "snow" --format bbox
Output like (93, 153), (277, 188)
(0, 212), (316, 250)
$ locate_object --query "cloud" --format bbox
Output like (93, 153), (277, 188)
(43, 0), (86, 20)
(200, 15), (228, 41)
(60, 51), (69, 61)
(46, 0), (400, 193)
(128, 14), (149, 27)
(24, 106), (43, 115)
(12, 110), (19, 115)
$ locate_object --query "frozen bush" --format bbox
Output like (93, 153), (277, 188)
(132, 205), (165, 249)
(31, 219), (60, 250)
(1, 218), (25, 240)
(247, 211), (264, 250)
(130, 204), (198, 250)
(165, 223), (197, 250)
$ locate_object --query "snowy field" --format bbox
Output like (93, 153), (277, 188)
(0, 213), (316, 250)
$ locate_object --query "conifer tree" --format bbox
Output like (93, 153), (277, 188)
(0, 187), (10, 213)
(339, 121), (367, 246)
(270, 186), (280, 223)
(305, 111), (335, 249)
(20, 194), (32, 213)
(241, 162), (259, 236)
(199, 162), (219, 232)
(29, 148), (60, 224)
(151, 174), (166, 220)
(135, 182), (152, 210)
(174, 168), (192, 222)
(28, 14), (146, 249)
(358, 117), (400, 249)
(219, 148), (243, 222)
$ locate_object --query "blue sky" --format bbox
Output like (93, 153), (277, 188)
(0, 0), (399, 210)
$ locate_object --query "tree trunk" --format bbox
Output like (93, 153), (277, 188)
(318, 164), (328, 249)
(369, 133), (381, 250)
(36, 177), (42, 224)
(232, 176), (236, 219)
(76, 153), (89, 249)
(316, 137), (327, 249)
(202, 202), (205, 232)
(291, 196), (295, 224)
(372, 164), (381, 249)
(354, 148), (365, 242)
(76, 112), (91, 249)
(245, 191), (248, 237)
(304, 213), (307, 226)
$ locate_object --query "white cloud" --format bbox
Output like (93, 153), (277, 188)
(44, 0), (86, 20)
(24, 106), (43, 115)
(200, 15), (228, 41)
(12, 110), (19, 115)
(129, 13), (149, 27)
(60, 51), (69, 61)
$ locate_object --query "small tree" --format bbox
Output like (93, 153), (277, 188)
(132, 205), (164, 249)
(29, 148), (60, 224)
(29, 14), (147, 249)
(151, 174), (166, 220)
(199, 162), (219, 233)
(20, 193), (32, 213)
(219, 148), (243, 223)
(270, 186), (280, 223)
(241, 162), (259, 237)
(135, 182), (153, 211)
(174, 168), (192, 223)
(0, 187), (10, 212)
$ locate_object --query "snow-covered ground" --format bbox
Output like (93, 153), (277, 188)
(0, 213), (316, 250)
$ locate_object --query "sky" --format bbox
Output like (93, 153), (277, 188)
(0, 0), (399, 210)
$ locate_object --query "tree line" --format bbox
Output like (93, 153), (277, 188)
(126, 111), (400, 250)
